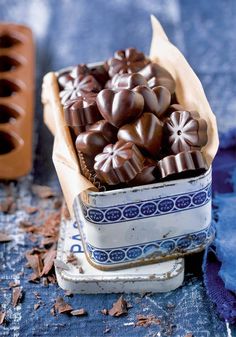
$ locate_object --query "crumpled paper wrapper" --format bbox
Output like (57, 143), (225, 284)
(42, 15), (219, 216)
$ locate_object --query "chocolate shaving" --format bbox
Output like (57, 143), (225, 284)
(0, 231), (12, 242)
(66, 253), (78, 266)
(23, 206), (38, 214)
(54, 297), (72, 314)
(9, 280), (20, 288)
(12, 287), (23, 307)
(34, 303), (40, 311)
(40, 248), (57, 276)
(32, 185), (56, 199)
(101, 309), (109, 315)
(108, 296), (128, 317)
(78, 266), (84, 274)
(70, 308), (87, 316)
(135, 314), (161, 327)
(103, 328), (111, 334)
(0, 197), (16, 214)
(0, 311), (6, 325)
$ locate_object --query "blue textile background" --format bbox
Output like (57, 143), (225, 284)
(0, 1), (236, 336)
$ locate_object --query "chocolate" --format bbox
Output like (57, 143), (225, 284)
(133, 85), (159, 115)
(94, 140), (145, 185)
(88, 120), (117, 143)
(75, 130), (113, 156)
(70, 64), (90, 79)
(89, 64), (109, 87)
(64, 93), (101, 129)
(111, 73), (147, 90)
(57, 72), (73, 89)
(60, 75), (101, 105)
(106, 48), (149, 77)
(139, 63), (176, 94)
(152, 86), (171, 118)
(118, 113), (163, 157)
(96, 89), (144, 128)
(164, 110), (208, 154)
(157, 150), (207, 179)
(129, 158), (157, 186)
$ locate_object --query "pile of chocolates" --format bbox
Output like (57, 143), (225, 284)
(58, 48), (208, 189)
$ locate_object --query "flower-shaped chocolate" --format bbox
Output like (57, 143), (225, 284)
(60, 75), (101, 105)
(106, 48), (149, 77)
(157, 150), (207, 180)
(94, 140), (145, 185)
(164, 110), (208, 154)
(63, 93), (101, 128)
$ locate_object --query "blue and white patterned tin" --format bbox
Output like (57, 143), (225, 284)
(74, 167), (214, 270)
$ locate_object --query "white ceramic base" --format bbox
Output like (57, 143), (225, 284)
(55, 217), (185, 294)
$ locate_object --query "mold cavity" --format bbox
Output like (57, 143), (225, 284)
(0, 105), (20, 123)
(0, 79), (20, 97)
(0, 34), (21, 48)
(0, 131), (18, 154)
(0, 56), (21, 72)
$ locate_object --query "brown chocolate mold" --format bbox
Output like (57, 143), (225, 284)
(0, 23), (34, 179)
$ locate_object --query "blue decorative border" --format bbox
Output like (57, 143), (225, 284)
(78, 184), (212, 224)
(83, 223), (215, 265)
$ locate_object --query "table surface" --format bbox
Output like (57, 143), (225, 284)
(1, 1), (236, 336)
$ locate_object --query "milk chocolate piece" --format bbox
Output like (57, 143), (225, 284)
(157, 150), (207, 180)
(60, 75), (101, 105)
(96, 89), (144, 128)
(76, 121), (117, 156)
(133, 85), (159, 115)
(152, 86), (171, 118)
(0, 23), (34, 179)
(118, 113), (163, 158)
(129, 158), (157, 186)
(139, 63), (176, 94)
(94, 140), (145, 185)
(111, 73), (147, 89)
(164, 110), (208, 154)
(107, 48), (149, 77)
(64, 93), (101, 129)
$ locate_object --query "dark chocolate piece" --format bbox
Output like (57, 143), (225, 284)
(75, 129), (114, 157)
(133, 85), (159, 115)
(90, 64), (109, 87)
(152, 86), (171, 118)
(111, 73), (147, 89)
(64, 93), (101, 128)
(164, 110), (208, 154)
(157, 150), (207, 179)
(118, 112), (163, 158)
(57, 72), (73, 89)
(139, 63), (176, 94)
(94, 140), (145, 185)
(129, 158), (157, 186)
(96, 89), (144, 128)
(70, 64), (91, 79)
(106, 48), (149, 77)
(88, 120), (117, 143)
(60, 75), (101, 105)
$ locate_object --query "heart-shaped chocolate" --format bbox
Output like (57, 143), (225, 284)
(152, 86), (171, 118)
(133, 85), (159, 115)
(96, 89), (144, 128)
(118, 112), (163, 157)
(88, 120), (117, 143)
(75, 131), (109, 156)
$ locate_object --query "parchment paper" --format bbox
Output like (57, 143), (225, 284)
(42, 15), (219, 216)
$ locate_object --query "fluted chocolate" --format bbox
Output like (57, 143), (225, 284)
(63, 93), (101, 129)
(88, 120), (117, 144)
(139, 63), (176, 94)
(118, 113), (163, 158)
(106, 48), (150, 77)
(76, 131), (111, 156)
(129, 158), (157, 186)
(157, 150), (207, 180)
(164, 110), (208, 154)
(94, 140), (145, 185)
(152, 86), (171, 118)
(96, 89), (144, 128)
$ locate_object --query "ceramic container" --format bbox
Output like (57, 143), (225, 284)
(74, 167), (214, 270)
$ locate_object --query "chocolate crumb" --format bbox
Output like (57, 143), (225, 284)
(108, 296), (128, 317)
(78, 266), (84, 274)
(33, 292), (41, 300)
(0, 231), (12, 243)
(185, 334), (194, 337)
(70, 308), (87, 316)
(101, 308), (108, 315)
(9, 280), (20, 288)
(50, 307), (56, 316)
(53, 198), (62, 209)
(23, 206), (38, 214)
(54, 297), (72, 314)
(32, 185), (56, 199)
(0, 311), (6, 325)
(0, 197), (16, 214)
(12, 287), (23, 307)
(135, 314), (161, 327)
(66, 253), (78, 266)
(34, 303), (40, 311)
(103, 327), (111, 334)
